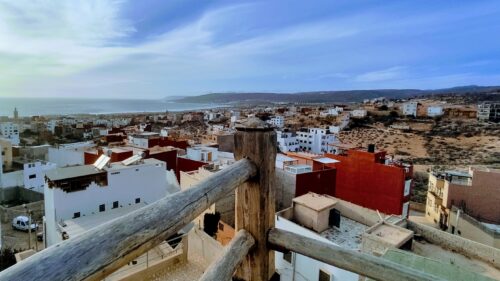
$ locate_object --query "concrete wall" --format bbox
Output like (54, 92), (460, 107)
(0, 186), (43, 204)
(274, 168), (296, 211)
(187, 227), (223, 265)
(448, 209), (500, 249)
(0, 200), (44, 223)
(407, 220), (500, 269)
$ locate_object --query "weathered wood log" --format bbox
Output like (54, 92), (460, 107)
(0, 159), (257, 281)
(234, 117), (277, 281)
(199, 230), (255, 281)
(267, 228), (444, 281)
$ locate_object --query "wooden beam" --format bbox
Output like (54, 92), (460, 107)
(234, 118), (277, 281)
(0, 159), (256, 281)
(268, 228), (444, 281)
(199, 230), (255, 281)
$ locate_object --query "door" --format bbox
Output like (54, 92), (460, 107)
(328, 209), (341, 228)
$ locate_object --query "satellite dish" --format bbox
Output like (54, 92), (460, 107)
(140, 152), (147, 159)
(106, 149), (113, 157)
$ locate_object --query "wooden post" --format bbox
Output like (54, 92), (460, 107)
(234, 117), (276, 281)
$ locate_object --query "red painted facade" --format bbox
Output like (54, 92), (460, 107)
(296, 169), (336, 197)
(322, 149), (412, 216)
(176, 157), (207, 180)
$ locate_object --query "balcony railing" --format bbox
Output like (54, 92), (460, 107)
(0, 118), (439, 281)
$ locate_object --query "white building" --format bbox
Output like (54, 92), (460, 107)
(44, 156), (169, 246)
(0, 122), (20, 145)
(277, 131), (298, 153)
(275, 193), (361, 281)
(186, 146), (219, 162)
(267, 116), (284, 128)
(427, 106), (443, 117)
(129, 132), (160, 149)
(296, 128), (336, 154)
(46, 120), (59, 134)
(160, 127), (170, 137)
(351, 109), (367, 118)
(401, 102), (418, 117)
(48, 141), (95, 167)
(23, 161), (57, 193)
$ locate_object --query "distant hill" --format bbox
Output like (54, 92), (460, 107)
(176, 85), (500, 104)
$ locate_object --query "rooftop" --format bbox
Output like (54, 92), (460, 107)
(46, 165), (104, 181)
(320, 216), (367, 250)
(364, 222), (414, 247)
(292, 192), (337, 212)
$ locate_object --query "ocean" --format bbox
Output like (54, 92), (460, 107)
(0, 98), (221, 117)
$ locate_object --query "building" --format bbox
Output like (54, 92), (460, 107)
(296, 128), (336, 154)
(48, 141), (95, 167)
(0, 138), (13, 171)
(13, 107), (18, 120)
(0, 122), (20, 145)
(443, 106), (477, 119)
(351, 109), (367, 118)
(323, 146), (413, 217)
(128, 132), (161, 149)
(267, 116), (284, 128)
(44, 156), (169, 246)
(425, 167), (500, 248)
(276, 192), (500, 281)
(401, 102), (418, 117)
(23, 160), (57, 193)
(426, 106), (444, 117)
(478, 102), (500, 122)
(276, 131), (298, 153)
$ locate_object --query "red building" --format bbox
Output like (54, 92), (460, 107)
(319, 146), (413, 217)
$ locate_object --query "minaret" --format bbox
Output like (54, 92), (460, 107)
(14, 107), (18, 120)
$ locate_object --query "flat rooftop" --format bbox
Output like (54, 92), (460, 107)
(62, 202), (146, 238)
(320, 216), (367, 250)
(293, 193), (337, 212)
(364, 222), (413, 247)
(314, 157), (339, 164)
(46, 165), (104, 181)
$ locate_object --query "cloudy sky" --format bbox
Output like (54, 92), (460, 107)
(1, 0), (500, 99)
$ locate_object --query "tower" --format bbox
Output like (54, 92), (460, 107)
(13, 107), (18, 120)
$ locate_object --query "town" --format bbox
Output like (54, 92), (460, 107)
(0, 94), (499, 280)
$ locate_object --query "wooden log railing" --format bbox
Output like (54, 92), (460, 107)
(0, 158), (256, 281)
(0, 118), (456, 281)
(267, 228), (443, 281)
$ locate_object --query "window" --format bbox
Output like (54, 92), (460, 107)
(113, 201), (119, 209)
(135, 198), (141, 204)
(319, 269), (331, 281)
(457, 230), (461, 235)
(99, 204), (105, 212)
(283, 251), (292, 263)
(218, 222), (224, 231)
(28, 174), (36, 179)
(73, 212), (80, 219)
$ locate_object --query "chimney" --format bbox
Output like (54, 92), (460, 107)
(368, 144), (375, 153)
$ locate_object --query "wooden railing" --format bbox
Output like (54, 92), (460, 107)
(0, 118), (442, 281)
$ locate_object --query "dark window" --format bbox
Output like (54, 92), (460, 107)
(218, 222), (224, 231)
(135, 198), (140, 204)
(457, 230), (461, 235)
(451, 226), (455, 234)
(319, 269), (331, 281)
(113, 201), (119, 209)
(73, 212), (80, 218)
(99, 204), (105, 212)
(29, 174), (36, 179)
(283, 251), (292, 263)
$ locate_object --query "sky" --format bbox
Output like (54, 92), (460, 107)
(1, 0), (500, 99)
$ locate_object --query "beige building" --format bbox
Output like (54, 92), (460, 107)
(425, 168), (500, 249)
(0, 137), (13, 172)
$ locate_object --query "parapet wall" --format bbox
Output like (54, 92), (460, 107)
(407, 220), (500, 269)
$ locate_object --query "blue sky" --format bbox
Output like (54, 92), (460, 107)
(1, 0), (500, 99)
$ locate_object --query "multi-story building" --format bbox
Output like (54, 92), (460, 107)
(276, 131), (298, 153)
(425, 167), (500, 248)
(44, 156), (169, 246)
(323, 146), (413, 217)
(0, 138), (13, 171)
(23, 161), (57, 193)
(296, 128), (336, 154)
(267, 116), (284, 128)
(0, 122), (20, 145)
(48, 141), (95, 167)
(401, 101), (418, 117)
(478, 102), (500, 122)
